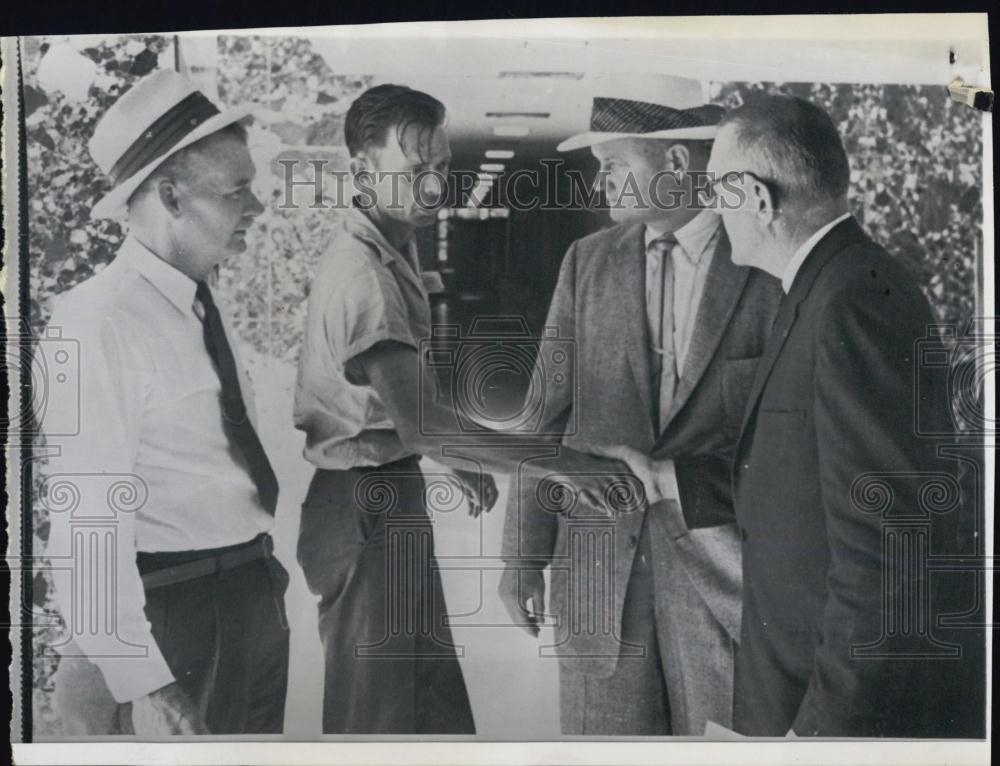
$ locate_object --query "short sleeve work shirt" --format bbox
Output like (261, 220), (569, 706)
(293, 207), (433, 469)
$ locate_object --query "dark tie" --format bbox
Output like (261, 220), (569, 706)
(196, 281), (278, 515)
(647, 234), (679, 431)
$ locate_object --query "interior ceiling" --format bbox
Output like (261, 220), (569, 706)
(311, 36), (716, 145)
(310, 36), (718, 177)
(306, 30), (977, 180)
(308, 31), (971, 142)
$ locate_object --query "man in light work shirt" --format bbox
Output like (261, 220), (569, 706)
(294, 83), (641, 733)
(43, 70), (289, 735)
(294, 84), (484, 734)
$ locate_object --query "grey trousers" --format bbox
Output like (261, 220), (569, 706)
(559, 505), (737, 736)
(558, 511), (670, 735)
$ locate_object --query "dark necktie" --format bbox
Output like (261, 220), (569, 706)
(647, 234), (679, 431)
(196, 281), (278, 515)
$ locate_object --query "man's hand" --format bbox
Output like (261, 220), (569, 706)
(498, 563), (546, 637)
(578, 443), (679, 505)
(448, 468), (499, 517)
(125, 682), (210, 736)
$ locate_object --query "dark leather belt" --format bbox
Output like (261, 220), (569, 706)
(139, 534), (274, 590)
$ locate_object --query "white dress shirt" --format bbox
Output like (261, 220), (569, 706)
(645, 209), (722, 377)
(781, 213), (853, 293)
(42, 236), (273, 703)
(642, 210), (722, 502)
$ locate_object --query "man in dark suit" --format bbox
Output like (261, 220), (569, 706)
(706, 94), (983, 737)
(498, 77), (782, 735)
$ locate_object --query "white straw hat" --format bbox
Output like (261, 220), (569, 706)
(89, 69), (254, 219)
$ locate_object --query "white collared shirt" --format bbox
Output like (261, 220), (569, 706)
(642, 210), (722, 503)
(781, 213), (853, 293)
(42, 236), (273, 703)
(644, 209), (722, 376)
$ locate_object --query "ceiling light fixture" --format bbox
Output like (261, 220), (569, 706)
(485, 150), (515, 159)
(498, 71), (585, 80)
(486, 112), (550, 119)
(480, 163), (506, 173)
(493, 126), (530, 137)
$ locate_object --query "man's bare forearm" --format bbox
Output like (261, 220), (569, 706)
(412, 394), (632, 484)
(360, 340), (633, 484)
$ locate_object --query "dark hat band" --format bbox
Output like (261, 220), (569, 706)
(108, 91), (221, 186)
(591, 97), (724, 135)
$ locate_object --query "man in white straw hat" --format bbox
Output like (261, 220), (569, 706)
(498, 74), (782, 735)
(43, 68), (289, 735)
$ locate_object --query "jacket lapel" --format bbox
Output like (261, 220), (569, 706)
(736, 291), (801, 443)
(618, 224), (657, 430)
(736, 217), (868, 443)
(659, 228), (749, 432)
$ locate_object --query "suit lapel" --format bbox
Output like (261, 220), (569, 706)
(660, 228), (749, 432)
(736, 217), (868, 443)
(736, 292), (801, 442)
(617, 224), (657, 430)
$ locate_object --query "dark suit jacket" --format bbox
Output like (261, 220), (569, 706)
(732, 217), (982, 737)
(501, 219), (781, 717)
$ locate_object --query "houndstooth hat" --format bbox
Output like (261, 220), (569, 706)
(558, 75), (723, 152)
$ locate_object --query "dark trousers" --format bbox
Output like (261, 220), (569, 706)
(131, 537), (291, 734)
(297, 456), (475, 734)
(734, 569), (988, 737)
(732, 583), (814, 736)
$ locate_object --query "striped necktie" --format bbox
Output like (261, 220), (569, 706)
(196, 281), (278, 515)
(647, 234), (679, 432)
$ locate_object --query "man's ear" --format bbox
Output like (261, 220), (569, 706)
(156, 178), (183, 218)
(590, 168), (610, 199)
(664, 143), (691, 177)
(350, 154), (375, 184)
(349, 155), (366, 176)
(750, 177), (777, 225)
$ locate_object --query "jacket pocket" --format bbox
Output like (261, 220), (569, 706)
(722, 356), (762, 437)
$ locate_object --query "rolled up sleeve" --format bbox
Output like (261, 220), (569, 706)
(325, 258), (419, 385)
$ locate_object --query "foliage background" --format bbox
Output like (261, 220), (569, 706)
(25, 39), (983, 348)
(713, 81), (983, 329)
(22, 34), (984, 737)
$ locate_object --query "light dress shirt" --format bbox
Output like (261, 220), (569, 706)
(42, 236), (273, 703)
(294, 206), (438, 470)
(781, 213), (853, 293)
(642, 209), (722, 502)
(644, 209), (722, 378)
